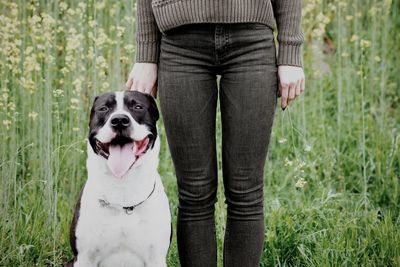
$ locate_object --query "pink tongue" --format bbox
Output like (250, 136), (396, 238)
(107, 143), (137, 178)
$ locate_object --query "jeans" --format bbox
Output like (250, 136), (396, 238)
(157, 22), (278, 267)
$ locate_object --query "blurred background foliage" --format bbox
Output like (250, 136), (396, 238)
(0, 0), (399, 266)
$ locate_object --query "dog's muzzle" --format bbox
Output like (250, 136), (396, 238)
(95, 133), (152, 178)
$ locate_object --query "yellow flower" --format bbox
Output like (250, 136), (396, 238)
(59, 2), (68, 11)
(28, 111), (38, 121)
(70, 98), (79, 104)
(53, 89), (64, 97)
(102, 82), (110, 90)
(8, 102), (16, 111)
(2, 93), (9, 101)
(120, 56), (130, 64)
(73, 78), (83, 93)
(116, 26), (125, 38)
(360, 39), (371, 48)
(2, 119), (12, 129)
(70, 98), (80, 110)
(124, 44), (135, 53)
(350, 35), (359, 42)
(384, 0), (393, 9)
(96, 56), (107, 69)
(95, 1), (106, 10)
(297, 160), (306, 169)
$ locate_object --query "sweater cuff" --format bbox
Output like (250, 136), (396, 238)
(135, 41), (160, 63)
(277, 43), (303, 67)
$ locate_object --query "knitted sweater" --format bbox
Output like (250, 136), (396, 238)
(135, 0), (304, 67)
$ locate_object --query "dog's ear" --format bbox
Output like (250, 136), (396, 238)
(89, 96), (99, 126)
(144, 94), (160, 122)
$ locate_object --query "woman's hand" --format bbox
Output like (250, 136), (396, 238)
(126, 63), (158, 97)
(277, 65), (305, 110)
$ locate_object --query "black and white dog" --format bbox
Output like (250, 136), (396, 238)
(66, 91), (171, 267)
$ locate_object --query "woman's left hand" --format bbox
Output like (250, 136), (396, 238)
(277, 65), (305, 110)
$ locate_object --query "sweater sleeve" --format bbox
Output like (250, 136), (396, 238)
(272, 0), (304, 67)
(135, 0), (161, 63)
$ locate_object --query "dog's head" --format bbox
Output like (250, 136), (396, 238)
(88, 91), (159, 178)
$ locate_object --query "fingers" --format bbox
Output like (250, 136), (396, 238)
(287, 81), (296, 106)
(278, 66), (306, 111)
(300, 77), (305, 93)
(280, 82), (289, 110)
(126, 77), (154, 94)
(277, 83), (282, 98)
(149, 84), (158, 98)
(125, 77), (133, 90)
(287, 79), (301, 106)
(125, 63), (158, 95)
(295, 79), (301, 97)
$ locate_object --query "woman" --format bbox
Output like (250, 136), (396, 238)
(126, 1), (305, 266)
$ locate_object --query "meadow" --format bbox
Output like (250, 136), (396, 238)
(0, 0), (399, 266)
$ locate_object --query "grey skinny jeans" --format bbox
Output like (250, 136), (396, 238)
(157, 23), (278, 267)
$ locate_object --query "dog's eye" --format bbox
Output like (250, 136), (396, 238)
(99, 106), (109, 112)
(134, 104), (143, 110)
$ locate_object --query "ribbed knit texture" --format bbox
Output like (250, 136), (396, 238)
(135, 0), (304, 66)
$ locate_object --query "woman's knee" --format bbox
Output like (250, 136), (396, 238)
(177, 174), (218, 220)
(224, 177), (264, 220)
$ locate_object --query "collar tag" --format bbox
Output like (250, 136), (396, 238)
(123, 206), (135, 215)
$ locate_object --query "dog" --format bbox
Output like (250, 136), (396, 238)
(65, 91), (172, 267)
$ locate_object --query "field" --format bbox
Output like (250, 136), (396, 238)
(0, 0), (399, 266)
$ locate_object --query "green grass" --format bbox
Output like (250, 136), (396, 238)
(0, 0), (399, 266)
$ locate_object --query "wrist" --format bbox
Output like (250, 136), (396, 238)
(277, 43), (303, 67)
(135, 41), (160, 63)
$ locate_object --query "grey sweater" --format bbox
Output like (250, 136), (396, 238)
(135, 0), (304, 67)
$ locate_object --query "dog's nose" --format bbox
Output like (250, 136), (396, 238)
(110, 114), (131, 130)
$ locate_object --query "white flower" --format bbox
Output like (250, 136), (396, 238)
(295, 178), (307, 189)
(304, 144), (312, 152)
(278, 138), (287, 144)
(284, 157), (293, 167)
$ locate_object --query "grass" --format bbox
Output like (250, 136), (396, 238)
(0, 0), (399, 266)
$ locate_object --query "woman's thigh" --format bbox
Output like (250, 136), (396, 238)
(157, 26), (220, 218)
(219, 24), (278, 219)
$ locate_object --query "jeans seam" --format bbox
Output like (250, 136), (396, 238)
(223, 224), (228, 267)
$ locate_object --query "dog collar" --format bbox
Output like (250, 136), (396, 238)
(98, 180), (156, 215)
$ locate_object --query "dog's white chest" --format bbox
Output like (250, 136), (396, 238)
(74, 176), (171, 267)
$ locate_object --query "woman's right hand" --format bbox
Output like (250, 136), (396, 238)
(126, 63), (158, 97)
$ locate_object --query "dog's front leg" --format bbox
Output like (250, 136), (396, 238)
(147, 255), (168, 267)
(149, 260), (167, 267)
(73, 252), (97, 267)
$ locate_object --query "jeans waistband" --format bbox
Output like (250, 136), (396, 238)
(163, 22), (272, 35)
